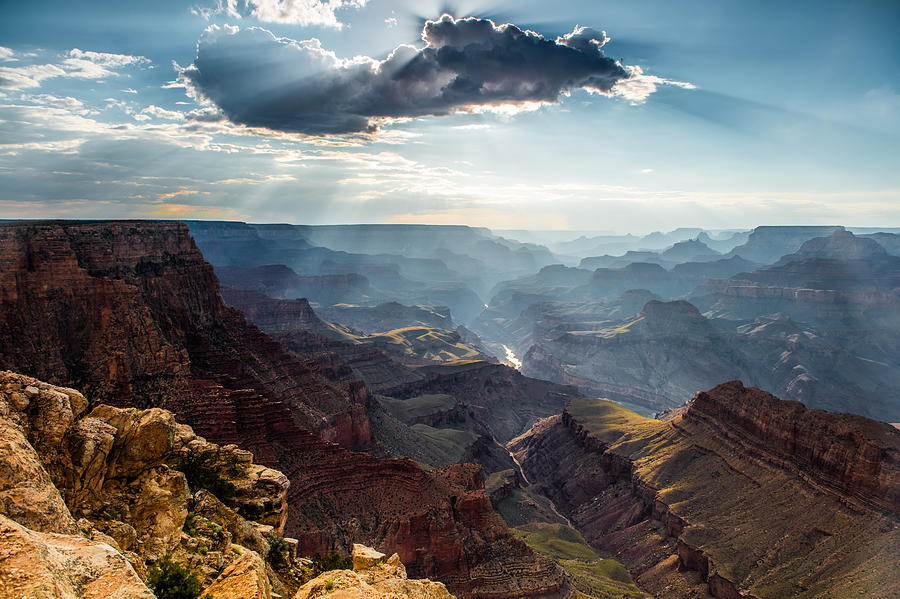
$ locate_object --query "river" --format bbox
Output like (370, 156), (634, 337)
(502, 345), (522, 370)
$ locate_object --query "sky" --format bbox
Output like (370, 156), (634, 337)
(0, 0), (898, 233)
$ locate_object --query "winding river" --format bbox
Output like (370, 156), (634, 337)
(502, 345), (522, 370)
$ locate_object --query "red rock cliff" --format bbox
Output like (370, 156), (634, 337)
(0, 221), (370, 447)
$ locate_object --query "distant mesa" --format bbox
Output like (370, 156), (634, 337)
(660, 238), (720, 262)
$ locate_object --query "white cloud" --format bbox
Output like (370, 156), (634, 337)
(61, 49), (151, 79)
(66, 49), (149, 69)
(213, 0), (368, 28)
(452, 123), (492, 131)
(0, 47), (15, 62)
(0, 138), (85, 156)
(0, 63), (66, 89)
(611, 65), (695, 103)
(210, 173), (296, 184)
(385, 16), (398, 28)
(0, 49), (150, 90)
(29, 94), (96, 115)
(139, 105), (187, 121)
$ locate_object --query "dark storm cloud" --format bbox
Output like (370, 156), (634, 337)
(180, 15), (639, 135)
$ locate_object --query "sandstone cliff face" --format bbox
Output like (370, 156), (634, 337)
(0, 514), (156, 599)
(511, 383), (900, 599)
(0, 222), (569, 599)
(279, 445), (568, 599)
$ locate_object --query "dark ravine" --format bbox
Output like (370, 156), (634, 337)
(510, 382), (900, 599)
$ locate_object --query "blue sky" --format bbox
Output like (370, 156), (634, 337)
(0, 0), (897, 232)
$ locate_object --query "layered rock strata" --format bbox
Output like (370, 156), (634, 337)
(0, 220), (372, 448)
(511, 382), (900, 598)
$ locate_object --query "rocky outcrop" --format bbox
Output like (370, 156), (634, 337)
(511, 385), (900, 598)
(293, 544), (456, 599)
(203, 546), (273, 599)
(0, 514), (155, 599)
(660, 238), (720, 262)
(381, 361), (578, 444)
(281, 447), (569, 598)
(221, 288), (356, 341)
(774, 229), (887, 263)
(0, 370), (295, 596)
(726, 225), (844, 264)
(685, 381), (900, 516)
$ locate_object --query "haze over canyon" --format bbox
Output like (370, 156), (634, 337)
(0, 219), (897, 599)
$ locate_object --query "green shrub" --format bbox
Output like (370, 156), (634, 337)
(177, 450), (235, 502)
(265, 533), (289, 568)
(308, 550), (352, 576)
(183, 512), (197, 536)
(147, 555), (211, 599)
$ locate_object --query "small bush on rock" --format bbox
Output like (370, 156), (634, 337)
(309, 550), (353, 576)
(265, 533), (289, 568)
(177, 450), (235, 502)
(147, 555), (211, 599)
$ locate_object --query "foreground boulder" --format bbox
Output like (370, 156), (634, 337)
(293, 544), (455, 599)
(0, 514), (154, 599)
(203, 546), (272, 599)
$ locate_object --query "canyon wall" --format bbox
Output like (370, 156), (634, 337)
(511, 382), (900, 598)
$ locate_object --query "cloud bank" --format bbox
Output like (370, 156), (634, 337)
(181, 15), (692, 135)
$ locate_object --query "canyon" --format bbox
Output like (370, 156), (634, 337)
(1, 219), (898, 599)
(502, 231), (900, 421)
(0, 221), (569, 599)
(510, 381), (900, 598)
